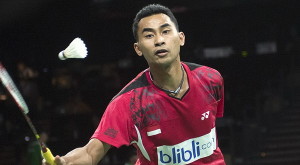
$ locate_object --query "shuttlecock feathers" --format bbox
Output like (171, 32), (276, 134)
(58, 38), (88, 60)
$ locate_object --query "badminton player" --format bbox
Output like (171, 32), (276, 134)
(43, 4), (226, 165)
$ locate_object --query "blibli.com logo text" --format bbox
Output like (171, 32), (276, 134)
(157, 128), (216, 165)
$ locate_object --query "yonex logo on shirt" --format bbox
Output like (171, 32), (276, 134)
(157, 127), (216, 165)
(201, 111), (210, 120)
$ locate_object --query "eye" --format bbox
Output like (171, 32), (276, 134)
(162, 30), (170, 34)
(145, 34), (154, 39)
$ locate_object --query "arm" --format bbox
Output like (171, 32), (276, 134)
(43, 138), (111, 165)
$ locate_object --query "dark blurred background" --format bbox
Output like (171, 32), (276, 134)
(1, 0), (300, 164)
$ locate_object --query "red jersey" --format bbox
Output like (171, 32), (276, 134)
(92, 62), (225, 165)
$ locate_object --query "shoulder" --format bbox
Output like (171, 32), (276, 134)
(111, 69), (150, 102)
(183, 61), (203, 71)
(183, 62), (222, 80)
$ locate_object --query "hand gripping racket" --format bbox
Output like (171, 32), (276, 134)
(0, 62), (56, 165)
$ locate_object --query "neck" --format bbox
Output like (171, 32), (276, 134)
(150, 62), (185, 95)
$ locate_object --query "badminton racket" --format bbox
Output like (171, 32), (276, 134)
(0, 62), (55, 165)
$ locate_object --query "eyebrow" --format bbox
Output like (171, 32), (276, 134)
(141, 23), (171, 33)
(161, 23), (171, 28)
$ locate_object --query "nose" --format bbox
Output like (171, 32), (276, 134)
(154, 35), (165, 47)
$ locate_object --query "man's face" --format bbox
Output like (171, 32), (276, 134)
(134, 13), (185, 67)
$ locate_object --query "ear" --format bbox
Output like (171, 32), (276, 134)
(134, 42), (143, 56)
(179, 32), (185, 46)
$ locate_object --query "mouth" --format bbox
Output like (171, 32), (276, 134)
(155, 49), (168, 56)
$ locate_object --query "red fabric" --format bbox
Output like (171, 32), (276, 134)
(92, 62), (225, 164)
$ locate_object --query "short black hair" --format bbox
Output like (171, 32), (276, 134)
(132, 4), (179, 41)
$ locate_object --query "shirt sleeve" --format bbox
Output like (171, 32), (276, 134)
(91, 96), (133, 148)
(216, 76), (224, 118)
(203, 66), (224, 118)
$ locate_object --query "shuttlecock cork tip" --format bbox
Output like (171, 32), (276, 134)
(58, 37), (88, 60)
(58, 51), (67, 60)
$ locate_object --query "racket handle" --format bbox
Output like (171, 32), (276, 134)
(42, 147), (56, 165)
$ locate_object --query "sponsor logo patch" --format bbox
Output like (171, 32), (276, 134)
(157, 127), (216, 165)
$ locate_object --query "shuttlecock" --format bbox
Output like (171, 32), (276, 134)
(58, 37), (88, 60)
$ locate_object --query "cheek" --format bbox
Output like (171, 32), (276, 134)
(171, 38), (181, 49)
(140, 41), (153, 52)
